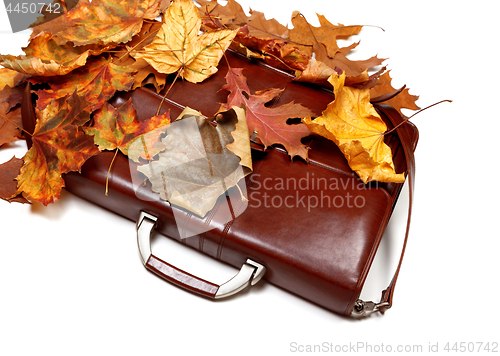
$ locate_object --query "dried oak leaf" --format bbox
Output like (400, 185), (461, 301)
(219, 68), (313, 161)
(132, 0), (238, 83)
(195, 0), (249, 29)
(0, 156), (29, 204)
(29, 56), (135, 112)
(137, 106), (251, 217)
(245, 9), (289, 39)
(16, 93), (99, 206)
(303, 73), (405, 184)
(370, 71), (420, 115)
(51, 0), (167, 47)
(84, 98), (171, 162)
(289, 12), (384, 77)
(197, 0), (288, 39)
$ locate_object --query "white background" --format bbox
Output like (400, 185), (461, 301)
(1, 1), (499, 355)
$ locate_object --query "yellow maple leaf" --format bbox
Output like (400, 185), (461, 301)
(131, 0), (237, 83)
(303, 73), (405, 184)
(0, 68), (18, 90)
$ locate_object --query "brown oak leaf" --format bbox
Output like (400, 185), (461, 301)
(195, 0), (249, 29)
(289, 12), (384, 77)
(245, 9), (289, 39)
(218, 68), (313, 161)
(370, 71), (420, 115)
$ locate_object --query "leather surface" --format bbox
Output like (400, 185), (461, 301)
(22, 50), (418, 315)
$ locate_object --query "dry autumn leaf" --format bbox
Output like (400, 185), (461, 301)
(0, 79), (24, 147)
(29, 56), (135, 112)
(294, 59), (338, 86)
(137, 106), (251, 217)
(0, 32), (104, 77)
(219, 68), (313, 161)
(245, 9), (289, 39)
(132, 0), (238, 83)
(195, 0), (248, 29)
(0, 102), (23, 147)
(0, 68), (18, 90)
(28, 0), (78, 29)
(370, 71), (420, 115)
(84, 98), (171, 162)
(129, 59), (167, 92)
(0, 54), (85, 78)
(303, 73), (405, 184)
(290, 13), (361, 58)
(112, 21), (167, 92)
(0, 156), (29, 204)
(16, 93), (99, 205)
(289, 12), (384, 77)
(197, 0), (288, 39)
(234, 27), (309, 72)
(51, 0), (167, 47)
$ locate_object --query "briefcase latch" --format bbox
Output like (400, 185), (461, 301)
(351, 299), (390, 317)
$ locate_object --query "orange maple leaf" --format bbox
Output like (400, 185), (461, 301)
(16, 93), (99, 205)
(29, 57), (135, 112)
(51, 0), (167, 46)
(84, 98), (171, 162)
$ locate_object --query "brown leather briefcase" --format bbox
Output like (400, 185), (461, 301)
(22, 50), (417, 317)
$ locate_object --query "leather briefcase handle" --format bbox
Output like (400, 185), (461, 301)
(136, 211), (266, 299)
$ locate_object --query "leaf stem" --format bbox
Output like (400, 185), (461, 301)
(156, 69), (182, 116)
(105, 149), (119, 196)
(115, 26), (162, 62)
(384, 100), (452, 136)
(0, 112), (32, 137)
